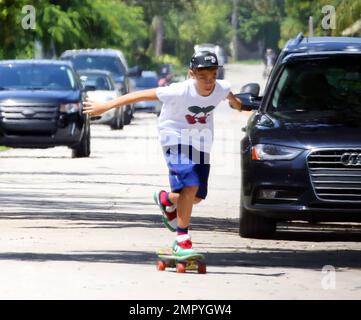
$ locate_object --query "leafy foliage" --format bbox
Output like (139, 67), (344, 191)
(0, 0), (360, 66)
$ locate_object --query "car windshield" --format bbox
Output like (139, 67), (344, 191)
(268, 56), (361, 120)
(79, 74), (114, 91)
(67, 55), (125, 76)
(0, 64), (76, 90)
(135, 76), (158, 88)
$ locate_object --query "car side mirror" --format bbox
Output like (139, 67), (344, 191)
(235, 93), (261, 111)
(240, 83), (260, 97)
(236, 83), (261, 111)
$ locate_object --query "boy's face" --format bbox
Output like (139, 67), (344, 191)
(190, 68), (217, 96)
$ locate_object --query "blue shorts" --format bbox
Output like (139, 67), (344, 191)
(163, 145), (210, 199)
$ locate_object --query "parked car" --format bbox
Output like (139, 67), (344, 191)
(0, 60), (90, 158)
(238, 34), (361, 239)
(132, 71), (162, 116)
(78, 69), (124, 130)
(194, 43), (226, 79)
(60, 48), (134, 125)
(157, 63), (174, 86)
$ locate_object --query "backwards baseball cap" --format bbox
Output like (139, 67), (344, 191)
(189, 51), (222, 69)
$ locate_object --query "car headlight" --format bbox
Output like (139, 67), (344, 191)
(60, 102), (81, 113)
(252, 144), (304, 160)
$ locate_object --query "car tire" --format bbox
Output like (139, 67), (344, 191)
(110, 108), (124, 130)
(124, 105), (132, 125)
(71, 123), (91, 158)
(239, 197), (276, 239)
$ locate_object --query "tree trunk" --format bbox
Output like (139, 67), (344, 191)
(152, 15), (164, 56)
(231, 0), (240, 61)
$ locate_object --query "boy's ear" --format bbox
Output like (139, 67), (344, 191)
(188, 69), (196, 79)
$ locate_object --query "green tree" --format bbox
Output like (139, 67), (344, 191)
(237, 0), (284, 57)
(0, 0), (148, 63)
(279, 0), (361, 48)
(124, 0), (195, 60)
(0, 0), (39, 58)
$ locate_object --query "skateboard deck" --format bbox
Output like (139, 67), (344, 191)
(156, 249), (206, 274)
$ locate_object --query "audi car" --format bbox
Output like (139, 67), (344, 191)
(238, 34), (361, 239)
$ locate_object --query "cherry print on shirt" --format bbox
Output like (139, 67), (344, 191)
(185, 106), (215, 125)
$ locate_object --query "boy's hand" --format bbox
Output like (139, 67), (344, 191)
(227, 92), (242, 111)
(83, 100), (111, 116)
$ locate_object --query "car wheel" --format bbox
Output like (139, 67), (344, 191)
(239, 196), (276, 239)
(110, 108), (124, 130)
(124, 105), (132, 125)
(71, 124), (91, 158)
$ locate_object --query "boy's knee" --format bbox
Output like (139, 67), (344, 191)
(182, 186), (199, 194)
(193, 197), (202, 204)
(181, 186), (199, 200)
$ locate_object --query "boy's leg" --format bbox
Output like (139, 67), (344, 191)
(153, 190), (177, 232)
(172, 186), (200, 257)
(154, 190), (202, 232)
(176, 186), (198, 228)
(168, 192), (202, 205)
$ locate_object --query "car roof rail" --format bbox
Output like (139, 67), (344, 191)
(291, 32), (305, 46)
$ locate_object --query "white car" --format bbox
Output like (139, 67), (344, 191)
(78, 69), (124, 129)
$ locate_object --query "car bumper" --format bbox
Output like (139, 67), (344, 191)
(90, 109), (116, 124)
(242, 150), (361, 221)
(0, 113), (86, 148)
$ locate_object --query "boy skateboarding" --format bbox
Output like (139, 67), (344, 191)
(83, 51), (243, 261)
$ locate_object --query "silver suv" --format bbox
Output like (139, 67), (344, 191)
(60, 48), (134, 124)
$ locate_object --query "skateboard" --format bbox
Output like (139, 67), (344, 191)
(156, 249), (206, 274)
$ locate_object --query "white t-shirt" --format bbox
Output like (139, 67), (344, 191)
(156, 79), (231, 153)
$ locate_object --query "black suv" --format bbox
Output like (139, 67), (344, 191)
(60, 48), (133, 125)
(0, 60), (90, 158)
(237, 34), (361, 239)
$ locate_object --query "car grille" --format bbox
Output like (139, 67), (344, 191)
(308, 149), (361, 202)
(0, 105), (58, 133)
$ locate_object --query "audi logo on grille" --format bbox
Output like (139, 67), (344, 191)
(340, 152), (361, 166)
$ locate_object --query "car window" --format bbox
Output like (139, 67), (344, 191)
(268, 57), (361, 119)
(0, 64), (76, 90)
(67, 55), (125, 76)
(79, 74), (113, 90)
(135, 76), (158, 88)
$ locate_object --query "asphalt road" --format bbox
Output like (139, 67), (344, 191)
(0, 63), (360, 300)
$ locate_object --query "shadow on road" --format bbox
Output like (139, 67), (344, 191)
(0, 247), (359, 271)
(0, 188), (361, 272)
(275, 222), (361, 242)
(1, 190), (361, 240)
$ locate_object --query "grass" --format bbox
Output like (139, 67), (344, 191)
(0, 146), (9, 152)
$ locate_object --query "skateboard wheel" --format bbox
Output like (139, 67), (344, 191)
(157, 261), (167, 271)
(198, 262), (206, 274)
(176, 262), (186, 273)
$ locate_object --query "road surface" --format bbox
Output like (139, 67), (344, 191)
(0, 63), (360, 300)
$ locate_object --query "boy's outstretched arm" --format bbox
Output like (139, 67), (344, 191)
(227, 92), (243, 111)
(83, 88), (159, 116)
